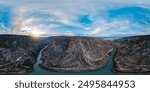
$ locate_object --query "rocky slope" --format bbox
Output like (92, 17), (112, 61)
(0, 35), (47, 74)
(41, 36), (113, 72)
(2, 34), (149, 74)
(113, 35), (150, 74)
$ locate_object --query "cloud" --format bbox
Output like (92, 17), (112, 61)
(90, 28), (104, 35)
(0, 0), (150, 37)
(0, 5), (13, 33)
(42, 30), (76, 36)
(88, 20), (131, 36)
(86, 5), (150, 37)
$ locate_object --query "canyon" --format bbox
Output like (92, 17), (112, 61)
(0, 35), (149, 74)
(113, 35), (150, 74)
(40, 36), (113, 72)
(0, 35), (47, 74)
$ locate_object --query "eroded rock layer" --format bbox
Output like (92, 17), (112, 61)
(0, 35), (46, 74)
(113, 35), (150, 74)
(41, 36), (113, 72)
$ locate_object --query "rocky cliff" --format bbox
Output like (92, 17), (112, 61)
(1, 34), (150, 74)
(41, 36), (113, 72)
(0, 35), (47, 74)
(113, 35), (150, 74)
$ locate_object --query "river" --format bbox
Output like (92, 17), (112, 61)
(31, 45), (115, 75)
(31, 45), (50, 75)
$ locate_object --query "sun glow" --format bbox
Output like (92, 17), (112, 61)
(30, 30), (43, 37)
(21, 26), (45, 38)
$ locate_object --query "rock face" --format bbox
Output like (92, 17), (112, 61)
(0, 35), (46, 74)
(113, 35), (150, 73)
(2, 34), (150, 74)
(41, 36), (113, 72)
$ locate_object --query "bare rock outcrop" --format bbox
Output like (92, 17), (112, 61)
(0, 35), (46, 74)
(113, 35), (150, 74)
(41, 36), (113, 72)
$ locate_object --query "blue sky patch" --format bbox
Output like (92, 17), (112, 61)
(0, 0), (150, 37)
(79, 15), (92, 27)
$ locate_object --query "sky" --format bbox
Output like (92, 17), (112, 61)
(0, 0), (150, 37)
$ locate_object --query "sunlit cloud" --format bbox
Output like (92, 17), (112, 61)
(90, 28), (104, 35)
(0, 0), (150, 37)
